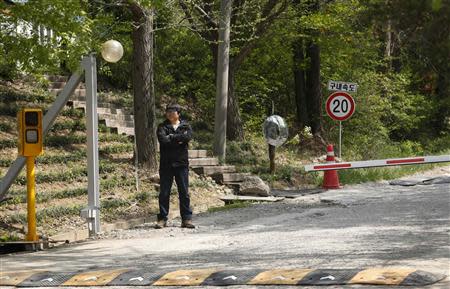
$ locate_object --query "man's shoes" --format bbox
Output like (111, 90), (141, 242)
(181, 219), (195, 229)
(154, 219), (167, 229)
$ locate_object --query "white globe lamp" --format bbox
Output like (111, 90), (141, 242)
(101, 40), (124, 63)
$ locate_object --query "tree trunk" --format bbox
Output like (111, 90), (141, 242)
(293, 38), (309, 129)
(226, 67), (244, 141)
(305, 42), (322, 135)
(130, 3), (158, 171)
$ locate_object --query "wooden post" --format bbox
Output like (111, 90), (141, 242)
(269, 144), (276, 174)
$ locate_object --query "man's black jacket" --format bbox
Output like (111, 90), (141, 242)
(157, 119), (193, 169)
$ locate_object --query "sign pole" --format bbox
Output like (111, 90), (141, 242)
(339, 121), (342, 159)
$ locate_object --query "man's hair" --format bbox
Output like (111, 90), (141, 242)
(166, 103), (182, 114)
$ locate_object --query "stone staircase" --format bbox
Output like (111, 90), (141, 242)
(189, 153), (251, 194)
(47, 75), (136, 136)
(47, 76), (259, 196)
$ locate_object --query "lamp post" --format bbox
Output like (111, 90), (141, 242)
(81, 40), (123, 237)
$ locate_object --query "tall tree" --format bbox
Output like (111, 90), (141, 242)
(292, 0), (323, 136)
(179, 0), (289, 141)
(363, 0), (450, 135)
(128, 1), (158, 171)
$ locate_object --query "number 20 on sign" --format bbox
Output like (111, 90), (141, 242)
(326, 91), (355, 158)
(326, 91), (355, 121)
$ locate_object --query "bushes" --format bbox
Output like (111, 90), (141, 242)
(226, 140), (258, 165)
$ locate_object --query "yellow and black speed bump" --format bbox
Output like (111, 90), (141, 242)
(201, 269), (263, 286)
(298, 269), (362, 285)
(108, 269), (164, 286)
(17, 272), (73, 287)
(1, 268), (444, 287)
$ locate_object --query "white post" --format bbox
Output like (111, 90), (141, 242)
(81, 54), (100, 236)
(213, 0), (232, 161)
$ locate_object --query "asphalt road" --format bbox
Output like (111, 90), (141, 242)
(1, 167), (449, 289)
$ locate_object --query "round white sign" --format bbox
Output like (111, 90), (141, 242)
(326, 92), (355, 121)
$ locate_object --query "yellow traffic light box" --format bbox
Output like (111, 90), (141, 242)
(17, 108), (44, 241)
(18, 108), (43, 157)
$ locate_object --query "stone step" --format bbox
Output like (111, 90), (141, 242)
(117, 126), (135, 136)
(191, 165), (235, 176)
(99, 113), (134, 121)
(220, 195), (284, 204)
(212, 172), (251, 184)
(70, 101), (132, 116)
(222, 182), (241, 193)
(50, 88), (86, 97)
(188, 157), (219, 166)
(104, 118), (134, 128)
(188, 150), (208, 158)
(49, 81), (85, 89)
(46, 75), (68, 82)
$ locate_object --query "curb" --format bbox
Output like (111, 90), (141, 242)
(50, 215), (157, 244)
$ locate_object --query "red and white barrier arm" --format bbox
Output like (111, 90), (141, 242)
(304, 155), (450, 172)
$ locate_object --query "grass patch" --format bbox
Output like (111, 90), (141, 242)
(0, 139), (16, 149)
(15, 167), (87, 185)
(0, 87), (53, 103)
(50, 120), (86, 132)
(36, 150), (86, 164)
(0, 158), (13, 167)
(338, 163), (439, 185)
(1, 188), (88, 205)
(100, 143), (134, 154)
(61, 108), (84, 118)
(207, 201), (252, 213)
(0, 122), (13, 132)
(132, 191), (151, 203)
(0, 103), (19, 116)
(14, 162), (116, 185)
(44, 134), (86, 147)
(37, 204), (84, 222)
(0, 232), (21, 242)
(100, 176), (136, 190)
(101, 198), (130, 210)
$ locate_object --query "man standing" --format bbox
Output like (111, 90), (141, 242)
(155, 104), (195, 229)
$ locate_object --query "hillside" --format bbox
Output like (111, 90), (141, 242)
(1, 77), (447, 242)
(0, 80), (227, 241)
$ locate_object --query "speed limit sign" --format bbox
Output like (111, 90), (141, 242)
(326, 91), (355, 121)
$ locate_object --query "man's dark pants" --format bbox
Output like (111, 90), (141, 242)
(157, 166), (192, 221)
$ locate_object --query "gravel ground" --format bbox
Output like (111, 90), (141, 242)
(2, 166), (449, 289)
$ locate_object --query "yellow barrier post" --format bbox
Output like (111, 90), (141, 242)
(26, 156), (37, 241)
(18, 108), (43, 242)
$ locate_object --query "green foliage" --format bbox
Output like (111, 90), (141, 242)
(101, 198), (130, 210)
(0, 0), (94, 75)
(50, 120), (86, 132)
(99, 143), (134, 154)
(0, 233), (21, 242)
(207, 201), (252, 213)
(36, 204), (84, 222)
(339, 164), (438, 185)
(0, 122), (13, 132)
(155, 28), (215, 119)
(226, 140), (258, 165)
(133, 191), (151, 203)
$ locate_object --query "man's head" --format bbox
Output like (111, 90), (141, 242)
(165, 103), (181, 123)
